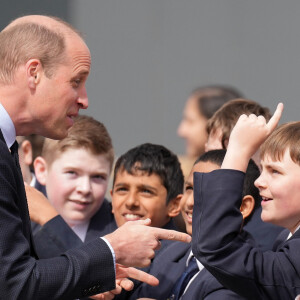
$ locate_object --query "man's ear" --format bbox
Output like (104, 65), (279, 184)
(25, 59), (43, 89)
(20, 140), (33, 166)
(240, 195), (255, 220)
(33, 156), (48, 186)
(167, 194), (182, 218)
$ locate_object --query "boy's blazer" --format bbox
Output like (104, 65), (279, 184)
(192, 169), (300, 300)
(33, 199), (117, 258)
(0, 130), (115, 299)
(131, 240), (244, 300)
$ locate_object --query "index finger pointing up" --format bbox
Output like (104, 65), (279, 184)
(267, 103), (284, 133)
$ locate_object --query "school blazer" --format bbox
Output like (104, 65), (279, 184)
(130, 240), (245, 300)
(192, 169), (300, 300)
(0, 130), (115, 299)
(33, 199), (117, 258)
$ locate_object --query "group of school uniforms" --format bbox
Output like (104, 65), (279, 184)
(31, 170), (289, 300)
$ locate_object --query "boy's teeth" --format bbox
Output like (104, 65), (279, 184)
(124, 214), (141, 220)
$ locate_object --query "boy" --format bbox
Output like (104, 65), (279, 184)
(111, 143), (183, 229)
(204, 98), (283, 250)
(130, 149), (260, 299)
(192, 104), (300, 299)
(32, 115), (117, 256)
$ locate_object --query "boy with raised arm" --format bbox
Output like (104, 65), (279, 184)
(204, 98), (284, 250)
(192, 104), (300, 299)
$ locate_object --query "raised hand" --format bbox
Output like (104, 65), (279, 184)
(222, 103), (284, 172)
(104, 218), (191, 267)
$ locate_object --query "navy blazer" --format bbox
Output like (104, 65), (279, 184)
(192, 169), (300, 299)
(0, 131), (115, 299)
(33, 199), (117, 258)
(130, 240), (245, 300)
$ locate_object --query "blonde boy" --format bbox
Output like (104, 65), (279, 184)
(32, 115), (117, 256)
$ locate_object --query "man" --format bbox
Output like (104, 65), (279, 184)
(0, 15), (190, 299)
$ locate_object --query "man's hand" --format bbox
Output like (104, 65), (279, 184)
(24, 183), (58, 225)
(104, 218), (191, 267)
(90, 264), (159, 300)
(222, 103), (284, 172)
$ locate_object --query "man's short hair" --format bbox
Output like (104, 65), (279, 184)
(113, 143), (184, 204)
(42, 115), (114, 170)
(195, 149), (261, 225)
(206, 99), (271, 148)
(0, 16), (80, 84)
(260, 121), (300, 166)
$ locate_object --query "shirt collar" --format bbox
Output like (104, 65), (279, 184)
(71, 221), (90, 242)
(287, 224), (300, 240)
(187, 250), (204, 272)
(0, 102), (16, 148)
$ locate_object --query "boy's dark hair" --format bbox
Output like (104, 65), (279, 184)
(206, 99), (271, 149)
(113, 143), (184, 204)
(195, 149), (261, 225)
(191, 85), (244, 119)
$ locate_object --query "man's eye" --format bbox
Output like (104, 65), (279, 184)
(72, 79), (82, 87)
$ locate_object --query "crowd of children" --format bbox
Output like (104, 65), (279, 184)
(21, 92), (300, 300)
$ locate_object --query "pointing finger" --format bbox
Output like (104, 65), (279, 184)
(152, 228), (191, 243)
(122, 267), (159, 286)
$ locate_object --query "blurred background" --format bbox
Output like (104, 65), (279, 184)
(2, 0), (300, 156)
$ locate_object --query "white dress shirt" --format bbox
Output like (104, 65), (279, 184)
(0, 102), (16, 148)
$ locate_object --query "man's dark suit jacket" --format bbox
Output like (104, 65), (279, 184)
(33, 199), (117, 258)
(192, 169), (300, 299)
(130, 241), (245, 299)
(0, 131), (115, 299)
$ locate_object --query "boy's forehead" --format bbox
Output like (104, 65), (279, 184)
(114, 168), (164, 186)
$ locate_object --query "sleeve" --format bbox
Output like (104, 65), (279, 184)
(0, 143), (116, 299)
(34, 215), (85, 258)
(192, 169), (300, 300)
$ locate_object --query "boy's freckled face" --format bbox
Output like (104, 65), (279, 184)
(111, 170), (170, 228)
(255, 149), (300, 233)
(45, 148), (111, 227)
(181, 161), (220, 235)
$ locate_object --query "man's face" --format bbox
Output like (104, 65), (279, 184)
(255, 149), (300, 233)
(44, 148), (111, 227)
(33, 34), (91, 139)
(177, 96), (208, 157)
(181, 160), (220, 235)
(111, 169), (171, 228)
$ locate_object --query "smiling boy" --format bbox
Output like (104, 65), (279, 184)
(32, 115), (117, 256)
(111, 143), (183, 229)
(192, 104), (300, 299)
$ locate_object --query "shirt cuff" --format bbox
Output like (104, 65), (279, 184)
(100, 237), (116, 275)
